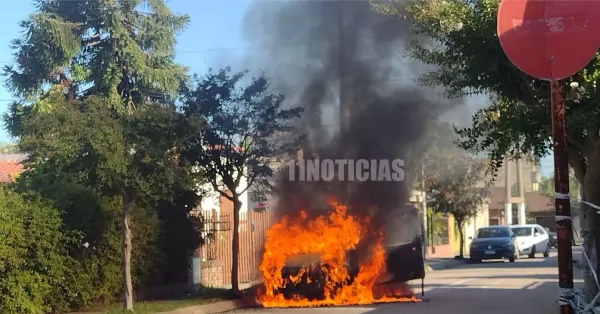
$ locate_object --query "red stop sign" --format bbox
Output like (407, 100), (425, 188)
(497, 0), (600, 80)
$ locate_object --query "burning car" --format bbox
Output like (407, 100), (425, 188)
(257, 200), (424, 307)
(276, 250), (360, 301)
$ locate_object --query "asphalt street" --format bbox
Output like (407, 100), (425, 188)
(231, 248), (584, 314)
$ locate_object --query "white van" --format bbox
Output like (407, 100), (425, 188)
(509, 224), (550, 258)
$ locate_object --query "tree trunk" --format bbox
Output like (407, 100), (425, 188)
(231, 198), (242, 295)
(457, 220), (464, 259)
(583, 153), (600, 301)
(122, 191), (135, 311)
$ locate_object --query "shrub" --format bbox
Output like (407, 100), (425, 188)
(0, 187), (78, 313)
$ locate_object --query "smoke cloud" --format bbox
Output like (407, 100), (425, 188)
(242, 0), (460, 245)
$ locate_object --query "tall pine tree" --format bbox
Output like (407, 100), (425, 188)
(4, 0), (190, 310)
(4, 0), (189, 135)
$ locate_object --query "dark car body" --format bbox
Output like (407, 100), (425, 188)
(278, 204), (425, 300)
(469, 226), (518, 263)
(384, 238), (425, 283)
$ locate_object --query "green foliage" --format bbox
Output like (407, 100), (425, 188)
(0, 142), (19, 154)
(15, 96), (197, 309)
(427, 207), (448, 243)
(4, 0), (190, 137)
(415, 120), (476, 188)
(538, 174), (582, 217)
(6, 0), (189, 99)
(179, 67), (304, 201)
(178, 67), (303, 293)
(425, 153), (489, 257)
(13, 162), (163, 308)
(0, 186), (79, 313)
(407, 120), (459, 187)
(374, 0), (598, 181)
(19, 96), (191, 203)
(426, 155), (490, 224)
(1, 0), (206, 311)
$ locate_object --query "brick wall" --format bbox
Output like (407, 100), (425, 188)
(199, 261), (224, 287)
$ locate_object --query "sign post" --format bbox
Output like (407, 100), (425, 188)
(497, 0), (600, 312)
(549, 80), (575, 314)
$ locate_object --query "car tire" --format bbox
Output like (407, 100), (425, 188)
(543, 244), (550, 258)
(469, 258), (478, 264)
(528, 245), (536, 258)
(508, 248), (517, 263)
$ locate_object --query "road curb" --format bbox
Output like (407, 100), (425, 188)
(425, 259), (465, 272)
(157, 298), (257, 314)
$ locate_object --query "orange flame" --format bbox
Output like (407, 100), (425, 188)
(257, 198), (420, 307)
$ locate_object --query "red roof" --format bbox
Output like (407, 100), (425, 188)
(0, 154), (26, 183)
(0, 162), (23, 182)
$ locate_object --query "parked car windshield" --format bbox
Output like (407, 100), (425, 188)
(510, 227), (533, 237)
(475, 228), (510, 238)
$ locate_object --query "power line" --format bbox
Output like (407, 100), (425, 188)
(0, 44), (313, 64)
(0, 47), (242, 64)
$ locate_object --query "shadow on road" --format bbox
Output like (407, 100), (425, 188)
(361, 282), (559, 314)
(452, 258), (556, 269)
(439, 273), (558, 280)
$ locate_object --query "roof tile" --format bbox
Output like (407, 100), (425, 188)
(0, 154), (26, 183)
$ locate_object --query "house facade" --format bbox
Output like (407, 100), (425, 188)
(198, 177), (249, 216)
(411, 190), (491, 257)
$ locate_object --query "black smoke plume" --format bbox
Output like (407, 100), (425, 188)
(242, 0), (459, 245)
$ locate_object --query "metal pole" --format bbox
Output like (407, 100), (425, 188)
(550, 80), (574, 314)
(517, 158), (527, 224)
(429, 211), (434, 254)
(504, 157), (513, 225)
(421, 160), (428, 260)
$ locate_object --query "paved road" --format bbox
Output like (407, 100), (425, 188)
(231, 249), (584, 314)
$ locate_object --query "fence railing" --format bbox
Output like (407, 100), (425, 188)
(194, 210), (275, 287)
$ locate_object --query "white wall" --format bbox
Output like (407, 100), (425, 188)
(464, 201), (490, 251)
(196, 168), (249, 214)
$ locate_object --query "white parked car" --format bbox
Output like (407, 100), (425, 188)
(509, 224), (551, 258)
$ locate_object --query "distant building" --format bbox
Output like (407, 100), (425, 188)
(493, 158), (541, 193)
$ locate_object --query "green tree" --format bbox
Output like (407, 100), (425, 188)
(414, 121), (467, 189)
(4, 0), (199, 310)
(18, 97), (191, 310)
(538, 174), (582, 219)
(0, 142), (19, 154)
(425, 155), (490, 259)
(427, 207), (448, 244)
(0, 186), (79, 313)
(179, 68), (303, 294)
(373, 0), (600, 297)
(4, 0), (189, 135)
(13, 161), (164, 309)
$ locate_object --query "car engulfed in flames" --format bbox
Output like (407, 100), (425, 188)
(257, 198), (424, 307)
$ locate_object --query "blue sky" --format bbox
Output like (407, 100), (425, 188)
(0, 0), (554, 176)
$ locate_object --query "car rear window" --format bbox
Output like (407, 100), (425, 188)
(510, 227), (533, 237)
(475, 228), (510, 238)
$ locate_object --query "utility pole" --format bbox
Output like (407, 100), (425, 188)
(550, 81), (574, 314)
(516, 158), (526, 224)
(504, 157), (512, 225)
(421, 160), (428, 260)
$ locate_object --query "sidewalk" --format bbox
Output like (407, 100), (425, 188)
(425, 257), (465, 272)
(158, 298), (256, 314)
